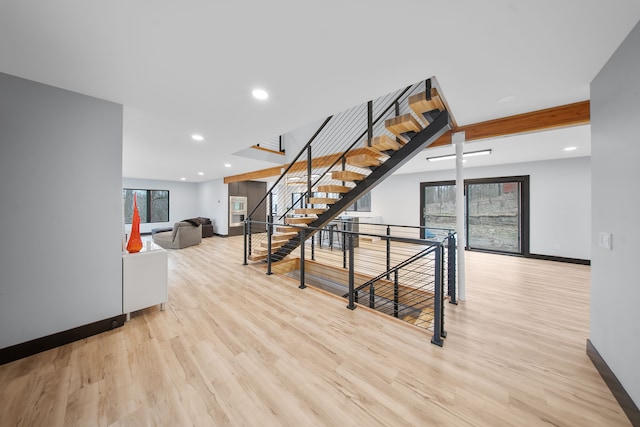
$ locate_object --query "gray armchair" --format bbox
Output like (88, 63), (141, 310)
(152, 221), (202, 249)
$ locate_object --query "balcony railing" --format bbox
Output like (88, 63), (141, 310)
(244, 219), (456, 346)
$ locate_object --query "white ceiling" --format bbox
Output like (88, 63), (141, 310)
(1, 1), (639, 182)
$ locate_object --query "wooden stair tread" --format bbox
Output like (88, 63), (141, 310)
(308, 197), (339, 205)
(259, 240), (285, 249)
(317, 184), (352, 193)
(368, 135), (403, 151)
(286, 216), (316, 225)
(348, 146), (389, 159)
(331, 170), (365, 182)
(251, 246), (281, 256)
(275, 226), (299, 233)
(409, 89), (445, 126)
(248, 254), (268, 261)
(272, 231), (298, 240)
(294, 208), (326, 215)
(385, 114), (423, 144)
(346, 153), (381, 168)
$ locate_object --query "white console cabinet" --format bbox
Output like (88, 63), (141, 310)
(122, 243), (168, 321)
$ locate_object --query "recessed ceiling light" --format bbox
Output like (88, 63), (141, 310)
(252, 89), (269, 100)
(497, 95), (516, 103)
(224, 163), (231, 168)
(564, 146), (577, 151)
(180, 177), (186, 181)
(191, 134), (204, 141)
(198, 171), (204, 176)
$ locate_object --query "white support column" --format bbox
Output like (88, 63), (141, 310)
(453, 131), (466, 301)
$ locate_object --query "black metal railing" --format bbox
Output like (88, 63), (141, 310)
(254, 135), (285, 153)
(243, 77), (445, 263)
(244, 219), (456, 346)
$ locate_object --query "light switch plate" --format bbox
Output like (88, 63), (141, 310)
(599, 232), (612, 250)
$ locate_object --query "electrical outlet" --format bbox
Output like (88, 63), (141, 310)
(598, 232), (612, 250)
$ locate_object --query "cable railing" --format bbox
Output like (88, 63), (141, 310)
(254, 135), (284, 153)
(243, 219), (456, 346)
(243, 78), (439, 261)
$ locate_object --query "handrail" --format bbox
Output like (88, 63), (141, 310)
(245, 219), (442, 246)
(245, 115), (333, 220)
(330, 219), (455, 233)
(279, 84), (415, 220)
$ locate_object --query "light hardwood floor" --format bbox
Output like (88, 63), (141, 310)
(0, 236), (631, 426)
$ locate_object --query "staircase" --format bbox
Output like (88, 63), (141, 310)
(246, 79), (450, 263)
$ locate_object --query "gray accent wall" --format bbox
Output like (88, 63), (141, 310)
(591, 21), (640, 406)
(0, 73), (123, 349)
(373, 156), (592, 260)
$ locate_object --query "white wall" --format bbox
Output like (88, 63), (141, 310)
(198, 178), (228, 235)
(0, 73), (123, 349)
(372, 156), (591, 260)
(590, 20), (640, 407)
(122, 178), (199, 234)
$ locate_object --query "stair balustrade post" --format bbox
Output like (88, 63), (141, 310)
(369, 284), (375, 309)
(448, 232), (458, 305)
(440, 248), (447, 339)
(247, 218), (252, 258)
(347, 233), (356, 310)
(425, 78), (432, 100)
(311, 234), (315, 261)
(268, 192), (274, 229)
(431, 244), (444, 347)
(243, 220), (248, 265)
(394, 270), (399, 318)
(266, 215), (273, 276)
(306, 146), (312, 204)
(367, 100), (373, 146)
(342, 222), (347, 269)
(299, 228), (306, 289)
(386, 226), (391, 280)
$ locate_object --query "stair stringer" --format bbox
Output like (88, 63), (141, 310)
(269, 110), (450, 262)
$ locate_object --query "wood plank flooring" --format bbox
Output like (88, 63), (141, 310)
(0, 236), (631, 426)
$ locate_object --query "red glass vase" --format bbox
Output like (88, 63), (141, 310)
(126, 194), (143, 253)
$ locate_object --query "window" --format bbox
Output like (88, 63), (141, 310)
(123, 189), (169, 224)
(420, 176), (529, 256)
(421, 181), (457, 233)
(467, 180), (523, 253)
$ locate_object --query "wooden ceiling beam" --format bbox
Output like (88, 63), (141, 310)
(225, 101), (590, 183)
(224, 165), (284, 183)
(430, 100), (590, 147)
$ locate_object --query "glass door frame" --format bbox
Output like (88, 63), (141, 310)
(420, 175), (530, 256)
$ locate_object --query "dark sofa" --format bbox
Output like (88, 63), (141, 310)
(196, 217), (214, 237)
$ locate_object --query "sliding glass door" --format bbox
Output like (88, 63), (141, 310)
(420, 176), (529, 255)
(421, 181), (456, 238)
